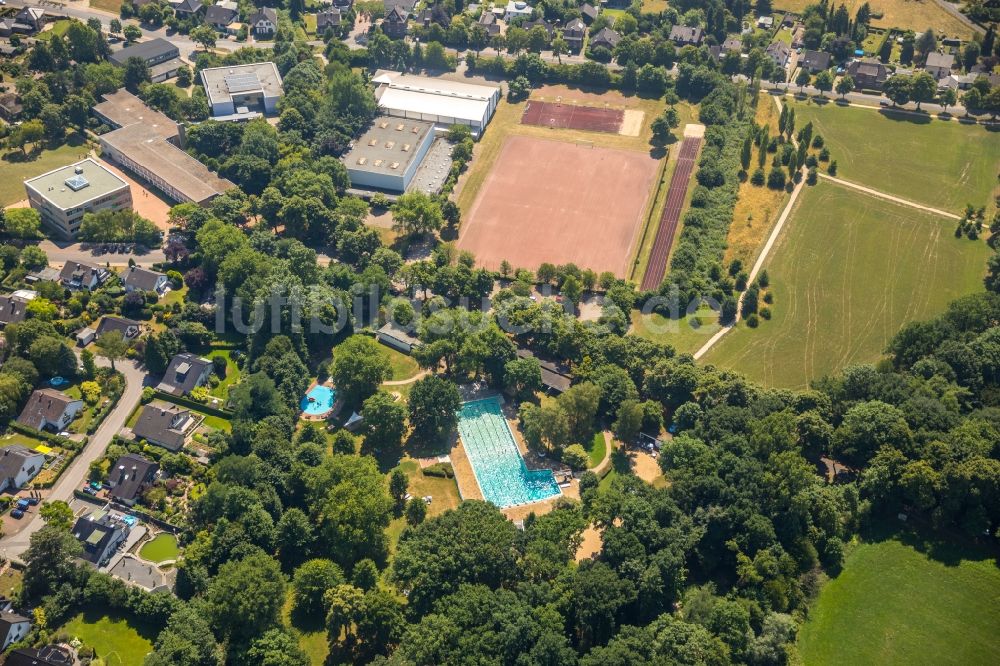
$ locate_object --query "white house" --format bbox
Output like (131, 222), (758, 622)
(246, 6), (278, 36)
(0, 611), (31, 650)
(0, 445), (46, 494)
(121, 266), (168, 294)
(16, 389), (83, 432)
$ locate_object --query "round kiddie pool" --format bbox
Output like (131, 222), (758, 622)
(49, 376), (68, 387)
(300, 384), (337, 418)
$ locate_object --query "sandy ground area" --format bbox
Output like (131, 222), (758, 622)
(93, 153), (172, 229)
(620, 110), (645, 136)
(575, 524), (603, 562)
(630, 449), (664, 485)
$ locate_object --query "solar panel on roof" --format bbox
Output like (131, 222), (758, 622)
(65, 174), (90, 191)
(225, 73), (262, 93)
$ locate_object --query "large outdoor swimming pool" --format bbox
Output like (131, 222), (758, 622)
(301, 384), (336, 416)
(457, 396), (560, 508)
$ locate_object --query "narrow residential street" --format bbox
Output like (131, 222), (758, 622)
(0, 358), (149, 564)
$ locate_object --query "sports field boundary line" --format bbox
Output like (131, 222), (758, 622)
(817, 173), (962, 220)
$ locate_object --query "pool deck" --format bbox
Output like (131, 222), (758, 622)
(449, 395), (579, 519)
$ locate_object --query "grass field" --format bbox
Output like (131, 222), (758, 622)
(378, 344), (420, 381)
(703, 181), (991, 388)
(207, 349), (241, 398)
(384, 459), (461, 554)
(586, 431), (606, 467)
(0, 134), (90, 207)
(138, 533), (179, 563)
(89, 0), (124, 13)
(790, 100), (1000, 213)
(798, 527), (1000, 665)
(62, 611), (154, 666)
(630, 305), (723, 356)
(774, 0), (975, 38)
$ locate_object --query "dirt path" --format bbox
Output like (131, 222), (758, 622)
(817, 173), (962, 220)
(383, 369), (430, 386)
(575, 524), (603, 562)
(694, 95), (805, 360)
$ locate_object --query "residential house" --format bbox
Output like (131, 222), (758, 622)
(522, 19), (554, 36)
(132, 403), (200, 451)
(333, 0), (353, 6)
(315, 7), (343, 32)
(924, 51), (955, 80)
(0, 7), (46, 37)
(171, 0), (205, 18)
(589, 26), (620, 51)
(799, 49), (832, 72)
(108, 453), (159, 506)
(0, 295), (29, 327)
(382, 0), (417, 11)
(562, 17), (586, 52)
(579, 3), (598, 23)
(383, 5), (409, 38)
(603, 0), (629, 8)
(95, 316), (143, 341)
(765, 41), (790, 69)
(757, 15), (773, 29)
(377, 321), (422, 355)
(0, 445), (46, 493)
(156, 353), (214, 396)
(17, 390), (83, 433)
(846, 58), (889, 90)
(0, 611), (31, 651)
(59, 261), (107, 290)
(5, 645), (76, 666)
(415, 7), (434, 27)
(205, 1), (239, 31)
(247, 6), (278, 36)
(0, 93), (23, 122)
(72, 508), (128, 566)
(121, 265), (168, 294)
(668, 25), (703, 47)
(505, 0), (533, 20)
(710, 36), (742, 62)
(478, 9), (500, 36)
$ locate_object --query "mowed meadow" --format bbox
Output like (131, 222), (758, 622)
(703, 181), (990, 388)
(797, 528), (1000, 665)
(790, 100), (1000, 213)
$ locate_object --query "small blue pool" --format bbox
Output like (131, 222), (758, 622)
(301, 385), (336, 416)
(457, 396), (560, 508)
(49, 376), (67, 387)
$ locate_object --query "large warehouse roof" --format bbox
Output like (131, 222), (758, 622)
(372, 71), (500, 128)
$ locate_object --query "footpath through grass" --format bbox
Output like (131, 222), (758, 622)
(790, 99), (1000, 213)
(798, 524), (1000, 665)
(703, 181), (990, 388)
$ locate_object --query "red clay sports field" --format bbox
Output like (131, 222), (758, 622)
(521, 101), (625, 133)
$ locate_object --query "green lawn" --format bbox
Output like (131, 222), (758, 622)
(586, 431), (606, 468)
(630, 306), (722, 356)
(1, 134), (90, 206)
(385, 459), (461, 555)
(207, 349), (241, 398)
(790, 100), (1000, 213)
(378, 344), (420, 381)
(798, 528), (1000, 665)
(138, 533), (179, 563)
(62, 611), (155, 666)
(703, 182), (991, 388)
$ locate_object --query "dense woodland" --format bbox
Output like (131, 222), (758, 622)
(1, 3), (1000, 665)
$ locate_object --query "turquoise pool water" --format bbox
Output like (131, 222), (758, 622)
(457, 397), (560, 508)
(301, 385), (336, 416)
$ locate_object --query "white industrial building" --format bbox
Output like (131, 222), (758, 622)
(343, 117), (436, 193)
(200, 62), (284, 119)
(372, 71), (501, 134)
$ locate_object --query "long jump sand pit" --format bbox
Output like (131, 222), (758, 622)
(458, 135), (659, 277)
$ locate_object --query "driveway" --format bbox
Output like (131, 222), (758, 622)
(0, 358), (148, 564)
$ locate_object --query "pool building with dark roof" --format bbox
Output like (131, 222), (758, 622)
(23, 159), (132, 239)
(343, 117), (436, 193)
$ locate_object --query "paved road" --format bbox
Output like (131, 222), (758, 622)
(1, 357), (148, 564)
(8, 0), (241, 59)
(38, 241), (166, 268)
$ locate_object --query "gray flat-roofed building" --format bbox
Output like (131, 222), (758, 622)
(200, 62), (284, 118)
(94, 90), (234, 205)
(343, 117), (436, 193)
(108, 38), (180, 77)
(23, 159), (132, 239)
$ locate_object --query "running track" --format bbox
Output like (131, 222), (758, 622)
(640, 137), (702, 291)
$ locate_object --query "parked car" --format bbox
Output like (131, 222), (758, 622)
(27, 497), (39, 506)
(10, 509), (24, 519)
(15, 499), (30, 511)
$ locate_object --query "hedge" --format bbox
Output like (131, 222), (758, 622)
(8, 421), (85, 450)
(152, 390), (234, 419)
